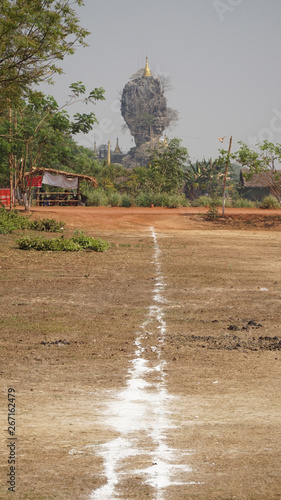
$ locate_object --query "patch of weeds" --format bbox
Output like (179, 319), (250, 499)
(0, 208), (65, 234)
(17, 236), (80, 251)
(108, 192), (122, 207)
(191, 195), (209, 207)
(135, 192), (189, 208)
(232, 198), (258, 208)
(205, 205), (219, 220)
(121, 194), (133, 207)
(135, 192), (153, 207)
(29, 218), (65, 232)
(260, 195), (280, 209)
(136, 243), (154, 249)
(72, 231), (110, 251)
(86, 190), (108, 206)
(119, 243), (131, 248)
(0, 207), (29, 234)
(17, 231), (110, 252)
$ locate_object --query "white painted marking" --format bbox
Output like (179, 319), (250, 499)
(90, 228), (194, 499)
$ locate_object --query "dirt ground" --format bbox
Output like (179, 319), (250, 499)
(1, 206), (281, 499)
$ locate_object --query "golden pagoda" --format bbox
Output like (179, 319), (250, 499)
(113, 137), (122, 155)
(144, 57), (151, 77)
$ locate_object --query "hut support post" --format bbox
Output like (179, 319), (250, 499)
(77, 179), (80, 205)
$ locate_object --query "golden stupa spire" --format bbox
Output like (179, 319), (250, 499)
(144, 56), (151, 77)
(114, 137), (122, 155)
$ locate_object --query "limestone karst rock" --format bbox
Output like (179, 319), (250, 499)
(121, 70), (168, 147)
(121, 139), (158, 169)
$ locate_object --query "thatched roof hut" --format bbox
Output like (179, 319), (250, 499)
(240, 168), (281, 201)
(25, 167), (98, 188)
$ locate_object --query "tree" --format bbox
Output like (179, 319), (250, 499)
(146, 138), (188, 193)
(132, 165), (160, 193)
(0, 132), (10, 186)
(166, 107), (179, 130)
(184, 159), (226, 200)
(0, 1), (106, 209)
(235, 140), (281, 202)
(0, 84), (105, 209)
(0, 0), (89, 109)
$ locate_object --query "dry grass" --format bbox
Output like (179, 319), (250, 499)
(1, 210), (281, 499)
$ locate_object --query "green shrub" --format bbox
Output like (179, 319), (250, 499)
(17, 232), (110, 252)
(166, 194), (190, 208)
(205, 206), (220, 220)
(84, 238), (110, 252)
(0, 208), (65, 234)
(121, 194), (133, 207)
(108, 192), (122, 207)
(72, 231), (110, 252)
(211, 196), (224, 207)
(28, 218), (64, 232)
(191, 195), (210, 207)
(135, 192), (154, 207)
(152, 193), (189, 208)
(17, 236), (40, 250)
(151, 193), (168, 207)
(135, 192), (189, 208)
(260, 195), (280, 209)
(17, 236), (80, 251)
(232, 198), (258, 208)
(193, 196), (226, 207)
(50, 239), (81, 252)
(0, 208), (29, 234)
(86, 190), (109, 206)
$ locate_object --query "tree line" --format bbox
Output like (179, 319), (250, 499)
(0, 0), (280, 209)
(0, 0), (104, 209)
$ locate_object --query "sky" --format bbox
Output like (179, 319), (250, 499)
(41, 0), (281, 162)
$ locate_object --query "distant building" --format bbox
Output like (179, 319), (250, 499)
(94, 138), (126, 165)
(112, 138), (125, 164)
(239, 168), (281, 200)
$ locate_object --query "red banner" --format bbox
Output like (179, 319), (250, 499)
(27, 176), (42, 187)
(0, 188), (11, 207)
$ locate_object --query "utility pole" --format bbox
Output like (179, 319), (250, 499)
(222, 136), (232, 217)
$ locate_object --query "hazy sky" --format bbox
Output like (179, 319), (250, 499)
(42, 0), (281, 161)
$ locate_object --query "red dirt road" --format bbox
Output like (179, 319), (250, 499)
(22, 206), (281, 232)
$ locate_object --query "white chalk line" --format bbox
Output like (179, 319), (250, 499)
(88, 227), (195, 499)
